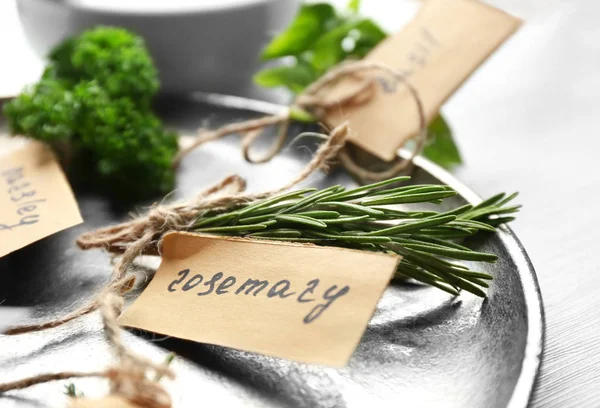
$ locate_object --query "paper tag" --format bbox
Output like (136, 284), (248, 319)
(0, 141), (82, 257)
(120, 232), (400, 367)
(71, 396), (140, 408)
(323, 0), (521, 161)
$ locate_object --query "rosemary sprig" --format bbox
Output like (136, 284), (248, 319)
(192, 176), (519, 297)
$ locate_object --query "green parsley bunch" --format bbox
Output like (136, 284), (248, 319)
(3, 27), (178, 199)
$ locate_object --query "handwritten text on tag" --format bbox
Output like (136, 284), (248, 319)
(0, 141), (82, 257)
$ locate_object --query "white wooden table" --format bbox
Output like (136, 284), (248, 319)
(407, 2), (598, 407)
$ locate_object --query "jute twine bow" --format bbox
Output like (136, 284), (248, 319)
(172, 60), (428, 183)
(0, 290), (174, 408)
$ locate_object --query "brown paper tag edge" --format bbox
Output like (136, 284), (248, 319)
(161, 231), (401, 262)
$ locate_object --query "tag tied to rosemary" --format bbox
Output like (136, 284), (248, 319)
(0, 140), (82, 258)
(120, 232), (400, 367)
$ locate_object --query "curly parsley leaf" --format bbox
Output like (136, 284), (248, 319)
(3, 26), (178, 199)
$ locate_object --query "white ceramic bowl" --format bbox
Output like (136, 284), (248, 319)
(16, 0), (300, 95)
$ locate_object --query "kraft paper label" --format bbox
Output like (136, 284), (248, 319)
(71, 396), (140, 408)
(120, 232), (400, 367)
(0, 140), (82, 257)
(323, 0), (521, 161)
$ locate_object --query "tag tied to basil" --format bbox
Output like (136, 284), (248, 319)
(0, 140), (82, 258)
(120, 232), (400, 367)
(323, 0), (522, 162)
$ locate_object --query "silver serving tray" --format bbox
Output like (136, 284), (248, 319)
(0, 94), (544, 408)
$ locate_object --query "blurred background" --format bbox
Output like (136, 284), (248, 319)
(1, 1), (598, 407)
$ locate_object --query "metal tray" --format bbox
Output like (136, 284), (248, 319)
(0, 94), (544, 408)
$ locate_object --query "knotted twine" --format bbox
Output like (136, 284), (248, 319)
(172, 60), (428, 183)
(4, 123), (346, 336)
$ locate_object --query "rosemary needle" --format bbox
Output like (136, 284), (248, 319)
(191, 177), (519, 297)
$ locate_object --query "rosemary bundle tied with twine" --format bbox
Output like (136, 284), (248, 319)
(0, 123), (518, 406)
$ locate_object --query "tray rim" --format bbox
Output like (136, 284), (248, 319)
(188, 91), (545, 408)
(412, 152), (544, 408)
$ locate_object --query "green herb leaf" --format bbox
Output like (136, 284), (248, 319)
(289, 106), (318, 122)
(311, 18), (386, 72)
(255, 2), (386, 92)
(275, 214), (328, 228)
(261, 3), (337, 60)
(423, 115), (463, 170)
(3, 26), (177, 200)
(64, 383), (84, 398)
(192, 178), (519, 297)
(346, 19), (387, 59)
(347, 0), (361, 13)
(253, 63), (316, 93)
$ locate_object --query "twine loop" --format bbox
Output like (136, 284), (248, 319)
(173, 60), (428, 182)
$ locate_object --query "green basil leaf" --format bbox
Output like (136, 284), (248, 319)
(261, 3), (337, 60)
(310, 19), (359, 72)
(253, 62), (317, 93)
(311, 18), (386, 72)
(348, 19), (387, 58)
(347, 0), (361, 13)
(423, 115), (463, 170)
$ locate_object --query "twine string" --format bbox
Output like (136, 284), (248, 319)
(172, 60), (428, 182)
(0, 291), (174, 407)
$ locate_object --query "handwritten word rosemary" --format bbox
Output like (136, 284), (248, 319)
(167, 269), (350, 324)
